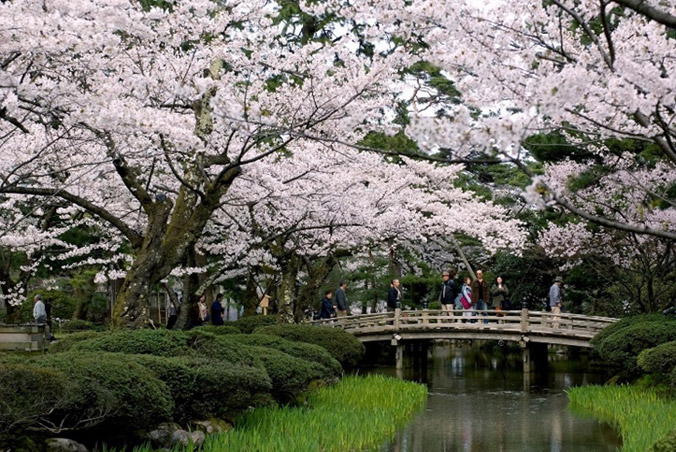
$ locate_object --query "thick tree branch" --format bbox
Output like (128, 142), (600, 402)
(611, 0), (676, 28)
(0, 186), (144, 248)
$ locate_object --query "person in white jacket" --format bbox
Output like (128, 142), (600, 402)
(33, 294), (46, 324)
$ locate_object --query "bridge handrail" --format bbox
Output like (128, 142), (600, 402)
(310, 309), (617, 344)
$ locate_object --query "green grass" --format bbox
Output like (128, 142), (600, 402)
(130, 375), (427, 452)
(567, 385), (676, 452)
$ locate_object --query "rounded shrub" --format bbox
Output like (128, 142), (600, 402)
(231, 315), (279, 334)
(591, 314), (673, 350)
(17, 352), (173, 435)
(130, 354), (272, 423)
(0, 363), (70, 438)
(59, 319), (100, 333)
(253, 324), (365, 369)
(192, 325), (241, 335)
(596, 321), (676, 376)
(48, 330), (103, 353)
(69, 328), (192, 357)
(229, 334), (341, 377)
(638, 341), (676, 376)
(246, 345), (330, 403)
(187, 331), (261, 367)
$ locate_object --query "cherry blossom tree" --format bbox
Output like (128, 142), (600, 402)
(397, 0), (675, 242)
(0, 0), (418, 326)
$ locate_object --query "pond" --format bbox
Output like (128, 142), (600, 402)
(362, 342), (622, 452)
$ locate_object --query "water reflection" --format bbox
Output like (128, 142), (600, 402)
(364, 343), (621, 452)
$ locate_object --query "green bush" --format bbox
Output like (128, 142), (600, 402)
(7, 353), (173, 436)
(591, 314), (672, 349)
(48, 330), (103, 353)
(247, 346), (329, 403)
(59, 319), (100, 333)
(596, 321), (676, 376)
(192, 325), (241, 335)
(229, 334), (341, 377)
(130, 354), (271, 423)
(231, 315), (279, 334)
(69, 328), (192, 357)
(0, 364), (70, 441)
(253, 324), (365, 369)
(638, 341), (676, 376)
(186, 331), (261, 367)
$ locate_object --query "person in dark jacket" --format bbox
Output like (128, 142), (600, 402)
(490, 276), (510, 312)
(387, 279), (401, 312)
(439, 269), (457, 313)
(471, 269), (490, 324)
(335, 280), (348, 317)
(211, 293), (225, 325)
(319, 290), (335, 319)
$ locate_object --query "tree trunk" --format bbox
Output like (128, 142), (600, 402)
(242, 270), (260, 317)
(278, 255), (301, 323)
(295, 256), (337, 321)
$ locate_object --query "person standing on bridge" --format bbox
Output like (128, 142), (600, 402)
(471, 270), (490, 324)
(491, 276), (510, 315)
(320, 290), (335, 319)
(549, 276), (564, 328)
(439, 269), (457, 315)
(387, 279), (401, 312)
(335, 280), (348, 317)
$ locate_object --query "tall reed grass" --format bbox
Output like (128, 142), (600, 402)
(567, 385), (676, 452)
(128, 375), (426, 452)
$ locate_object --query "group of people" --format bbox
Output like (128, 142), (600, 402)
(184, 293), (228, 328)
(319, 269), (564, 322)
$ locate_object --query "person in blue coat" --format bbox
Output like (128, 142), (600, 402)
(211, 293), (225, 325)
(319, 290), (335, 319)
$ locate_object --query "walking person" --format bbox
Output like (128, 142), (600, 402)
(335, 281), (348, 317)
(387, 279), (402, 312)
(549, 276), (564, 328)
(439, 270), (457, 316)
(319, 290), (335, 319)
(198, 294), (209, 324)
(211, 293), (225, 325)
(33, 294), (54, 341)
(490, 276), (509, 318)
(460, 276), (473, 321)
(471, 270), (490, 324)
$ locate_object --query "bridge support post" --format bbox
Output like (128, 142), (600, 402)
(395, 344), (404, 370)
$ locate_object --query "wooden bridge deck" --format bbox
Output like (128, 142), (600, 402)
(311, 309), (616, 348)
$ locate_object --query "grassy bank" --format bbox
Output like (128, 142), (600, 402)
(136, 375), (427, 452)
(567, 385), (676, 452)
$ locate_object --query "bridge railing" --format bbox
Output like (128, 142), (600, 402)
(311, 309), (616, 340)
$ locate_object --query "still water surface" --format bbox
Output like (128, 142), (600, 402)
(365, 344), (622, 452)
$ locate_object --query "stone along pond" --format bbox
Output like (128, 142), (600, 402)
(363, 343), (622, 452)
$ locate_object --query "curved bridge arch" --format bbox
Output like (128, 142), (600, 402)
(312, 309), (617, 349)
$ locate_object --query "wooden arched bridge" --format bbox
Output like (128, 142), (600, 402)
(312, 308), (616, 348)
(312, 309), (617, 371)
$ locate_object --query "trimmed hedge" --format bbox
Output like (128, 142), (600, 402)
(591, 314), (672, 349)
(59, 319), (100, 334)
(0, 364), (70, 441)
(187, 331), (261, 367)
(48, 330), (103, 353)
(247, 346), (330, 404)
(253, 324), (365, 369)
(595, 322), (676, 376)
(638, 341), (676, 376)
(228, 334), (342, 377)
(192, 325), (241, 335)
(8, 352), (173, 436)
(231, 315), (279, 334)
(69, 328), (191, 357)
